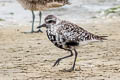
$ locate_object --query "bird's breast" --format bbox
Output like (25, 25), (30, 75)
(46, 29), (64, 49)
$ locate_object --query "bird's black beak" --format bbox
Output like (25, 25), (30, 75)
(37, 23), (46, 29)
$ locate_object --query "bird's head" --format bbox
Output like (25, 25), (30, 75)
(37, 15), (59, 29)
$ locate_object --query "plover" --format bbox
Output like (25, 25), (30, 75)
(37, 15), (107, 71)
(17, 0), (70, 33)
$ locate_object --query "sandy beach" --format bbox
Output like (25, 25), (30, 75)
(0, 18), (120, 80)
(0, 0), (120, 80)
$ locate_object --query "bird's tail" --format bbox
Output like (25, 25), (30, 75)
(95, 35), (108, 41)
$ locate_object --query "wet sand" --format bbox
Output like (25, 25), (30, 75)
(0, 18), (120, 80)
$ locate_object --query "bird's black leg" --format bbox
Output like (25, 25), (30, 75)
(66, 49), (78, 72)
(53, 50), (73, 67)
(31, 10), (35, 33)
(36, 11), (43, 33)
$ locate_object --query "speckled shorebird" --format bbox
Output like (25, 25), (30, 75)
(37, 15), (107, 72)
(17, 0), (69, 33)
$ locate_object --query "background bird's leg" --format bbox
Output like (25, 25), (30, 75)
(39, 11), (42, 25)
(36, 11), (43, 32)
(53, 50), (73, 67)
(67, 49), (78, 72)
(31, 11), (35, 33)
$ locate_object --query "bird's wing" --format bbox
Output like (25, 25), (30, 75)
(26, 0), (42, 3)
(27, 0), (69, 4)
(17, 0), (69, 9)
(57, 21), (106, 44)
(17, 0), (43, 4)
(45, 0), (70, 7)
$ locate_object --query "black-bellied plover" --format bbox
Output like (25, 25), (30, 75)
(17, 0), (69, 33)
(37, 15), (107, 72)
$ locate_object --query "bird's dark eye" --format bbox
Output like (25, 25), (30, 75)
(47, 20), (56, 24)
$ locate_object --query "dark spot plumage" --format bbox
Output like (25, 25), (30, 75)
(38, 15), (108, 71)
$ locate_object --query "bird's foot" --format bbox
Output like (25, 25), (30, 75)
(22, 30), (43, 34)
(35, 29), (43, 33)
(61, 67), (74, 72)
(22, 31), (34, 34)
(53, 58), (61, 67)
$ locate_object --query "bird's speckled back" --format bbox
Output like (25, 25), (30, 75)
(42, 15), (107, 50)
